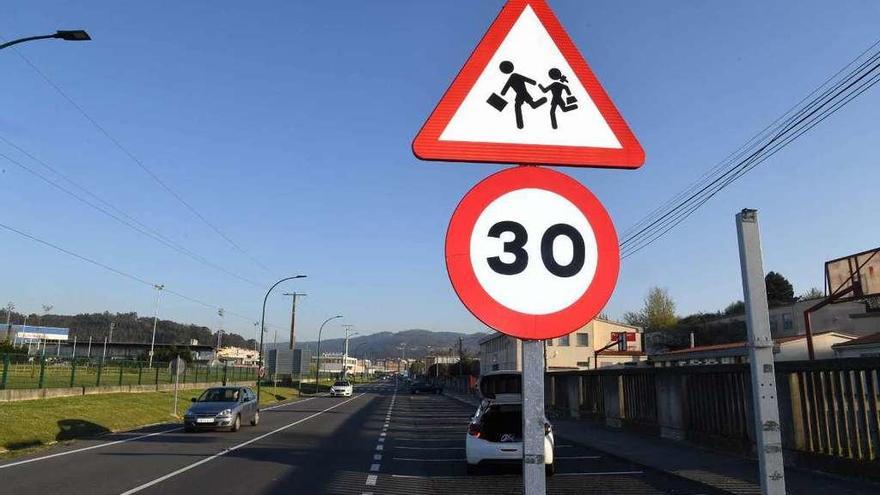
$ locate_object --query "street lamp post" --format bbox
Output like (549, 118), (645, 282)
(258, 275), (307, 404)
(0, 30), (91, 51)
(313, 315), (343, 395)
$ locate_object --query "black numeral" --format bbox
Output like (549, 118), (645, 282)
(487, 221), (585, 278)
(487, 221), (528, 275)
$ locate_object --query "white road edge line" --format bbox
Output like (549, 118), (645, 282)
(118, 394), (364, 495)
(0, 397), (314, 471)
(554, 470), (645, 476)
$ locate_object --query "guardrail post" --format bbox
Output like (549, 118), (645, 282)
(182, 364), (187, 384)
(118, 363), (124, 386)
(70, 359), (77, 388)
(96, 361), (103, 387)
(38, 357), (46, 389)
(154, 366), (159, 386)
(138, 363), (143, 385)
(1, 354), (9, 390)
(222, 363), (228, 386)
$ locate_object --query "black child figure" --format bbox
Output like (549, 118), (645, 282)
(539, 68), (579, 129)
(499, 60), (547, 129)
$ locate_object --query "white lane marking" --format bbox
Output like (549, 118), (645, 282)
(119, 394), (363, 495)
(393, 457), (464, 462)
(0, 396), (315, 471)
(554, 471), (644, 476)
(0, 426), (183, 470)
(380, 432), (386, 437)
(373, 454), (382, 461)
(365, 474), (377, 486)
(392, 438), (462, 442)
(376, 444), (383, 451)
(557, 455), (601, 459)
(378, 438), (385, 443)
(395, 446), (464, 450)
(370, 463), (380, 472)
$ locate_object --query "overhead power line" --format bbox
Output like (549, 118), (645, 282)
(0, 137), (262, 288)
(0, 219), (259, 326)
(619, 38), (880, 260)
(5, 42), (271, 273)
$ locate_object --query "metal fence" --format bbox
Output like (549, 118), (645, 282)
(545, 357), (880, 480)
(0, 353), (258, 390)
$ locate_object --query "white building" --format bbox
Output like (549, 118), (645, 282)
(833, 332), (880, 358)
(216, 346), (259, 366)
(479, 319), (646, 374)
(311, 353), (357, 375)
(652, 331), (855, 367)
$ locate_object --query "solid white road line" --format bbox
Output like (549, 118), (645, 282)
(393, 457), (464, 462)
(119, 394), (364, 495)
(394, 446), (463, 450)
(553, 471), (644, 476)
(0, 397), (316, 471)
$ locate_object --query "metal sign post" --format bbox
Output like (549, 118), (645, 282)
(521, 339), (546, 494)
(735, 209), (786, 495)
(170, 357), (186, 418)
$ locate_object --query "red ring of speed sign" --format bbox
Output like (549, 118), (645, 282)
(445, 166), (619, 340)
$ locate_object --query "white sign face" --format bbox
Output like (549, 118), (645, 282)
(469, 188), (598, 315)
(439, 5), (620, 149)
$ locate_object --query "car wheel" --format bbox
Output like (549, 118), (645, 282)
(546, 461), (556, 476)
(466, 463), (479, 475)
(231, 415), (241, 432)
(250, 411), (260, 426)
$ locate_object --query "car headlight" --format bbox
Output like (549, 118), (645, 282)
(217, 409), (232, 417)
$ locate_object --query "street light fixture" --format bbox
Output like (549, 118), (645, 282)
(313, 315), (343, 395)
(0, 30), (91, 51)
(257, 275), (307, 403)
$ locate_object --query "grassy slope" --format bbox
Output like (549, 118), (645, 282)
(0, 385), (303, 457)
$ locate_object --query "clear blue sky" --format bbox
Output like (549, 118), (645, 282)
(2, 1), (878, 343)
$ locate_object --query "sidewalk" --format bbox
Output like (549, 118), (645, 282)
(444, 390), (879, 494)
(553, 418), (880, 495)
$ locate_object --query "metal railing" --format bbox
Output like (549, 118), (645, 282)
(0, 354), (258, 390)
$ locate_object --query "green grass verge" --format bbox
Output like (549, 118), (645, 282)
(0, 384), (302, 458)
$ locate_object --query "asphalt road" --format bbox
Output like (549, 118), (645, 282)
(1, 380), (726, 494)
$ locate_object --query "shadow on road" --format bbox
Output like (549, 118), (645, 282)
(56, 419), (111, 442)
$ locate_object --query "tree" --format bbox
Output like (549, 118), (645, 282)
(765, 271), (795, 307)
(724, 300), (745, 316)
(799, 287), (824, 301)
(624, 287), (678, 330)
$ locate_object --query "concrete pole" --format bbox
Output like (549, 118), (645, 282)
(72, 336), (77, 358)
(521, 339), (547, 494)
(736, 209), (786, 495)
(283, 292), (306, 351)
(87, 336), (92, 358)
(148, 284), (164, 368)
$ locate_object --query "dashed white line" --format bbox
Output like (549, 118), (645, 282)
(365, 474), (377, 486)
(376, 444), (384, 451)
(373, 454), (382, 461)
(370, 463), (380, 472)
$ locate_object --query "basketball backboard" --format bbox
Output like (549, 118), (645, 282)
(825, 247), (880, 302)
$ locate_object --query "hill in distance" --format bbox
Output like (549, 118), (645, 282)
(271, 329), (488, 359)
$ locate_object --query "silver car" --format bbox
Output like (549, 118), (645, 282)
(183, 386), (260, 432)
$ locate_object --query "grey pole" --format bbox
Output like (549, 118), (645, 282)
(736, 209), (786, 495)
(282, 292), (307, 351)
(101, 336), (108, 364)
(72, 336), (77, 358)
(521, 339), (547, 494)
(148, 284), (164, 368)
(258, 275), (307, 404)
(313, 315), (343, 394)
(87, 336), (92, 358)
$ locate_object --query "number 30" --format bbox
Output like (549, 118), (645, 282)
(487, 221), (585, 278)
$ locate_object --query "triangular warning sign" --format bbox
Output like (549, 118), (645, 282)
(413, 0), (644, 169)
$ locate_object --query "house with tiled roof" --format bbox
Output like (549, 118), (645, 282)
(832, 332), (880, 358)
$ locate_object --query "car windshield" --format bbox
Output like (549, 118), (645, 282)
(333, 381), (350, 387)
(197, 388), (239, 402)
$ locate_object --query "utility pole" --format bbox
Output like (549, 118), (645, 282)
(108, 321), (116, 343)
(4, 302), (13, 342)
(282, 292), (307, 351)
(216, 308), (225, 351)
(736, 209), (786, 495)
(87, 335), (92, 358)
(342, 325), (356, 377)
(148, 284), (164, 368)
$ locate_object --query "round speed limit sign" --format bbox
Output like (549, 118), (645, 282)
(445, 166), (619, 340)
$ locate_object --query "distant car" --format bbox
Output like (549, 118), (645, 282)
(409, 381), (443, 394)
(465, 371), (555, 475)
(329, 380), (353, 397)
(183, 386), (259, 432)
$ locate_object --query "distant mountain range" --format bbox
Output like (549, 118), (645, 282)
(267, 329), (488, 359)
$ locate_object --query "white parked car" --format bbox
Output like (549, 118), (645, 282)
(465, 371), (555, 475)
(329, 380), (353, 397)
